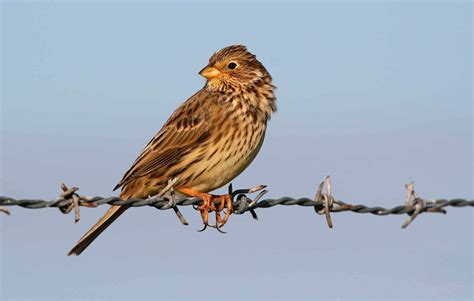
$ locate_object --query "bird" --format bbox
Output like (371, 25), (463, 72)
(68, 45), (277, 256)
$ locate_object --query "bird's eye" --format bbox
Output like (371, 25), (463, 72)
(228, 62), (237, 69)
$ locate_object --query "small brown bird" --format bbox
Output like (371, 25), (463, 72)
(68, 45), (276, 255)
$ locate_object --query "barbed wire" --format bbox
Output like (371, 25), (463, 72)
(0, 177), (472, 229)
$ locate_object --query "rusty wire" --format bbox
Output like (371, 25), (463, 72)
(0, 177), (473, 229)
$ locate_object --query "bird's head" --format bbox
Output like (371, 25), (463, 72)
(200, 45), (272, 91)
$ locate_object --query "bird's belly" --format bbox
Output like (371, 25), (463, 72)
(181, 125), (265, 193)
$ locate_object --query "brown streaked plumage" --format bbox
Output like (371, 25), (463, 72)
(68, 45), (276, 255)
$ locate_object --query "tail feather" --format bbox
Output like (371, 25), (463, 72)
(67, 205), (128, 256)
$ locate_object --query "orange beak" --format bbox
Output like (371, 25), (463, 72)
(199, 66), (221, 79)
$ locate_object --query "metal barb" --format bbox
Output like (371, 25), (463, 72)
(313, 177), (334, 228)
(401, 182), (425, 229)
(59, 183), (81, 223)
(0, 207), (10, 215)
(230, 183), (266, 221)
(154, 177), (188, 226)
(314, 181), (324, 213)
(402, 198), (426, 229)
(323, 176), (334, 228)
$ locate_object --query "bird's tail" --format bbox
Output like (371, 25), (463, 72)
(67, 205), (128, 256)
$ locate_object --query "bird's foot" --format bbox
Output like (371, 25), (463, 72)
(178, 188), (232, 233)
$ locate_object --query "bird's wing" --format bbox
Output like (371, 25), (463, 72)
(113, 91), (212, 191)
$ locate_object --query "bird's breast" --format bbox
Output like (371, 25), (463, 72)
(179, 115), (267, 193)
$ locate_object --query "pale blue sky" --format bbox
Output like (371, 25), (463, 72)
(1, 1), (472, 300)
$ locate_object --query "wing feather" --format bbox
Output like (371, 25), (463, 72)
(113, 91), (212, 191)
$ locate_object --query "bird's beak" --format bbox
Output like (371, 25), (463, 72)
(199, 66), (221, 79)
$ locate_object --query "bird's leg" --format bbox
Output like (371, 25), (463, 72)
(178, 187), (232, 232)
(178, 187), (213, 231)
(211, 196), (228, 233)
(214, 195), (226, 225)
(217, 194), (233, 227)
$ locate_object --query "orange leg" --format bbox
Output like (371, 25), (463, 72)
(179, 187), (233, 232)
(215, 194), (233, 227)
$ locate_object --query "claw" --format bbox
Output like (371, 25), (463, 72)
(207, 223), (227, 233)
(215, 223), (227, 234)
(197, 224), (208, 232)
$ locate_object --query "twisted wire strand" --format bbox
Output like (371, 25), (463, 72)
(250, 197), (474, 215)
(0, 179), (472, 228)
(0, 195), (472, 215)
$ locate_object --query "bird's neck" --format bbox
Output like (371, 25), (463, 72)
(247, 77), (277, 122)
(207, 76), (276, 123)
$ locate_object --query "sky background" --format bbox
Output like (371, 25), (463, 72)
(1, 0), (472, 300)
